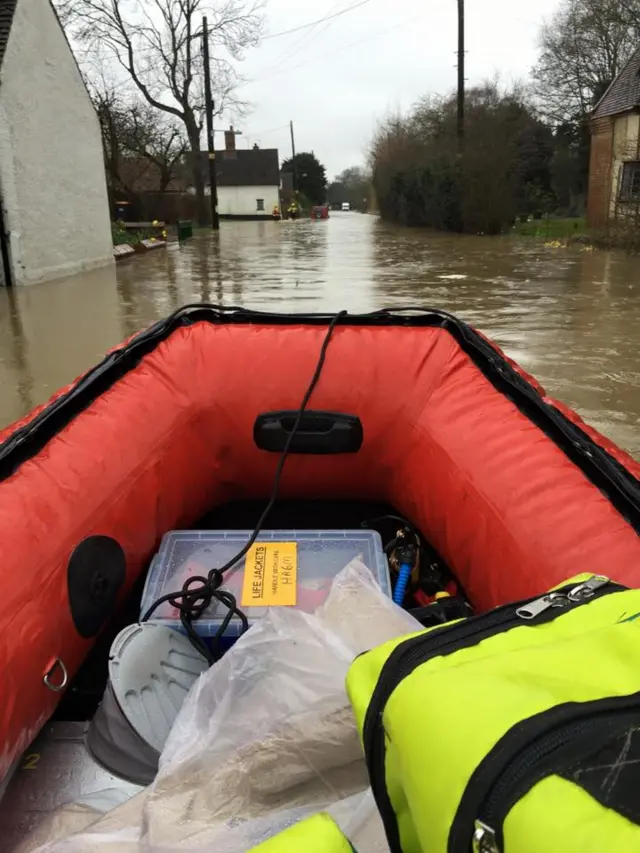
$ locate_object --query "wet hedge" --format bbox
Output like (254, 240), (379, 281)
(370, 84), (556, 235)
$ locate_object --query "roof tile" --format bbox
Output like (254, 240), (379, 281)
(593, 47), (640, 118)
(214, 148), (279, 187)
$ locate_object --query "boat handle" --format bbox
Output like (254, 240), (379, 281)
(254, 410), (363, 454)
(43, 657), (68, 693)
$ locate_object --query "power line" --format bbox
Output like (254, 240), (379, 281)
(244, 123), (291, 146)
(83, 0), (374, 63)
(269, 0), (347, 67)
(514, 15), (542, 29)
(261, 0), (371, 40)
(247, 15), (419, 84)
(248, 123), (291, 137)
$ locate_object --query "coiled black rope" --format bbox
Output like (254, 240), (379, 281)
(142, 311), (347, 664)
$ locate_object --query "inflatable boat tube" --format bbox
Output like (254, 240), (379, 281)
(0, 306), (638, 780)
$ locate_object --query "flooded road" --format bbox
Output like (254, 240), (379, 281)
(0, 212), (638, 457)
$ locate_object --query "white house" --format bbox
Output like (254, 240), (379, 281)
(214, 128), (280, 219)
(0, 0), (113, 285)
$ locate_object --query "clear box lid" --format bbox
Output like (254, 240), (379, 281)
(140, 529), (390, 637)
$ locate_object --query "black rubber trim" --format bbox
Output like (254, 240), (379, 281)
(0, 305), (637, 531)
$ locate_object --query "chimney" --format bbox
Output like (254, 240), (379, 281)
(224, 125), (236, 151)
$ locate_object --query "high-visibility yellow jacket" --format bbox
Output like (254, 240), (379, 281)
(252, 575), (640, 852)
(251, 812), (354, 852)
(346, 573), (640, 853)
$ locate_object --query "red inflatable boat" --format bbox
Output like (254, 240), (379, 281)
(0, 306), (639, 782)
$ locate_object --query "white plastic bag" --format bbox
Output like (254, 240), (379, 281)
(25, 790), (388, 853)
(26, 559), (416, 852)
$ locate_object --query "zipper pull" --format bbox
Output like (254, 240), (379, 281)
(568, 575), (610, 602)
(473, 820), (500, 853)
(516, 591), (568, 620)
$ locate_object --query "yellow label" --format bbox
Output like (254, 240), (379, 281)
(242, 542), (297, 606)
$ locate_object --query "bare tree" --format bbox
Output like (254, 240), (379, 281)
(55, 0), (81, 28)
(327, 167), (371, 211)
(63, 0), (263, 224)
(93, 85), (187, 201)
(124, 103), (188, 192)
(533, 0), (640, 124)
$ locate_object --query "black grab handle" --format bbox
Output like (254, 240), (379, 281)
(254, 411), (363, 455)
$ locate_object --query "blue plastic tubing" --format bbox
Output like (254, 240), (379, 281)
(393, 562), (412, 605)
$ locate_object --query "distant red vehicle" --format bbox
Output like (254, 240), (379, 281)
(311, 205), (329, 220)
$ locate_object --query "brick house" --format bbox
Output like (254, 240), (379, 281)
(110, 157), (193, 222)
(588, 47), (640, 229)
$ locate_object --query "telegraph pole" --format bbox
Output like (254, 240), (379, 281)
(289, 120), (298, 191)
(457, 0), (465, 141)
(202, 16), (219, 230)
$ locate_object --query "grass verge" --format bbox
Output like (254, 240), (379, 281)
(512, 217), (587, 239)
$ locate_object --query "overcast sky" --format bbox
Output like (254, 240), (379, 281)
(224, 0), (561, 178)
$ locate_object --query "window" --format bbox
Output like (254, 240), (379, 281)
(256, 198), (265, 211)
(619, 162), (640, 201)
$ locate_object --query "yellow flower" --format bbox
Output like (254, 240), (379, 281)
(162, 230), (168, 238)
(152, 219), (159, 226)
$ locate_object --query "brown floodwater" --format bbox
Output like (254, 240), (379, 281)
(0, 213), (638, 457)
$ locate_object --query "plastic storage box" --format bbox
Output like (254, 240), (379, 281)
(140, 529), (390, 640)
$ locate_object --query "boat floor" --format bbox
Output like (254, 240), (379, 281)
(0, 500), (405, 851)
(0, 722), (142, 851)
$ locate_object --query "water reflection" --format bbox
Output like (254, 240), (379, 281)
(0, 213), (638, 457)
(0, 287), (34, 416)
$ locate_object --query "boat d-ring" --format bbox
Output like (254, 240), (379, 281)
(43, 657), (68, 693)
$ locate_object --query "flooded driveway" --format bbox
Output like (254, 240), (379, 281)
(0, 212), (638, 457)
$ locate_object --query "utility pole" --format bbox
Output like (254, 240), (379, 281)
(202, 16), (219, 230)
(289, 120), (298, 191)
(456, 0), (465, 141)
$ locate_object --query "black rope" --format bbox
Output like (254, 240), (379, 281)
(141, 311), (347, 664)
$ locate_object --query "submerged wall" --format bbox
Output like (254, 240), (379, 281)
(587, 117), (614, 230)
(0, 0), (113, 285)
(217, 185), (280, 218)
